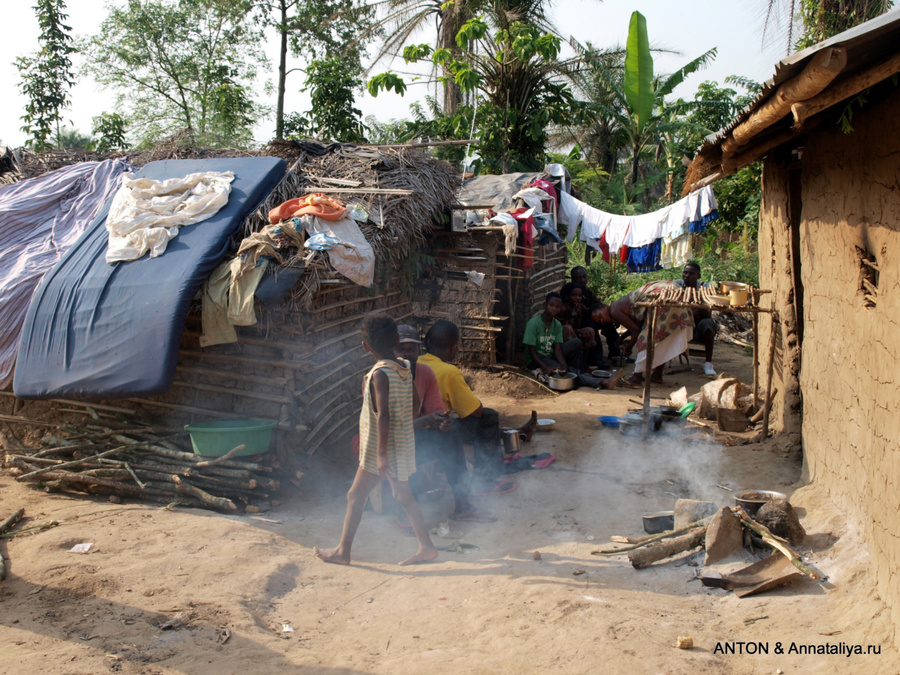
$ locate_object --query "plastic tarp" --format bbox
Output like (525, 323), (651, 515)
(0, 158), (134, 389)
(457, 172), (543, 211)
(14, 157), (286, 399)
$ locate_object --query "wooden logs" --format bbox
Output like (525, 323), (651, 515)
(730, 47), (846, 148)
(629, 527), (708, 569)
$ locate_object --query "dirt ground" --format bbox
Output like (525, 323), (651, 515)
(0, 343), (896, 674)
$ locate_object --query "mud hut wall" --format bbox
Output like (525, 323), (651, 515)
(412, 231), (500, 367)
(790, 90), (900, 644)
(758, 157), (802, 443)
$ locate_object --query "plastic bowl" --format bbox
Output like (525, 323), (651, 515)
(598, 416), (620, 428)
(536, 418), (556, 431)
(185, 419), (276, 457)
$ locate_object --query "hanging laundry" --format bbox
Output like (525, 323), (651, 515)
(511, 186), (552, 211)
(626, 239), (663, 273)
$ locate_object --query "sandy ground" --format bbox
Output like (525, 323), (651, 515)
(0, 343), (897, 674)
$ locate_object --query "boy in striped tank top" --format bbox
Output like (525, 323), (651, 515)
(315, 313), (438, 566)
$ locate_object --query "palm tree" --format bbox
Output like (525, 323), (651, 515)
(361, 0), (559, 114)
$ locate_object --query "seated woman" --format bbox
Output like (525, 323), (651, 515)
(593, 280), (692, 386)
(559, 282), (598, 366)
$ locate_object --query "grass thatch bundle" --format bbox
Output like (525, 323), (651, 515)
(243, 140), (462, 307)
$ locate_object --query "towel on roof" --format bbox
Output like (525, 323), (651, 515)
(268, 193), (349, 223)
(105, 170), (234, 262)
(299, 214), (375, 287)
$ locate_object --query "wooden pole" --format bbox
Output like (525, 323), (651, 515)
(642, 307), (658, 439)
(761, 314), (779, 439)
(752, 290), (760, 408)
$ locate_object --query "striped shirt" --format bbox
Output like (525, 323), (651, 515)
(359, 358), (416, 481)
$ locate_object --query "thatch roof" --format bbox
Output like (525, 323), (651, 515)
(246, 139), (462, 307)
(0, 135), (463, 308)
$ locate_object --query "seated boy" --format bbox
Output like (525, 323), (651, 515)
(419, 320), (515, 497)
(524, 292), (582, 374)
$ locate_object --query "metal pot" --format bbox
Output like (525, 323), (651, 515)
(643, 511), (675, 534)
(547, 372), (576, 391)
(501, 429), (522, 455)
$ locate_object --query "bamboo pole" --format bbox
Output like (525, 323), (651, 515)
(792, 51), (900, 128)
(752, 288), (760, 408)
(170, 380), (289, 405)
(174, 366), (288, 387)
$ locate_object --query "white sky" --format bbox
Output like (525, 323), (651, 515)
(0, 0), (792, 148)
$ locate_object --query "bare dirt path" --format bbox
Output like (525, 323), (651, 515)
(0, 343), (895, 674)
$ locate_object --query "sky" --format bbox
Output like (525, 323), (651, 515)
(0, 0), (794, 148)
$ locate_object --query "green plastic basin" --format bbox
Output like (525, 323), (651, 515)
(185, 419), (276, 457)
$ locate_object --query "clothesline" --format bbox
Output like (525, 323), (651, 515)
(557, 185), (719, 272)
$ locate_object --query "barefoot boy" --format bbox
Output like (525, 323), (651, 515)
(315, 314), (438, 566)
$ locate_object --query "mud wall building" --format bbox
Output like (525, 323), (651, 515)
(683, 13), (900, 647)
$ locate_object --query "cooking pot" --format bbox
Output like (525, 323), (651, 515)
(547, 372), (576, 391)
(501, 429), (522, 455)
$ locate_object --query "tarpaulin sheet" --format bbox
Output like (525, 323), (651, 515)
(14, 157), (286, 399)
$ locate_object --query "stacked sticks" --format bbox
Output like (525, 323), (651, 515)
(4, 423), (278, 512)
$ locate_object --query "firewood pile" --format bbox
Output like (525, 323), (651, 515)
(2, 420), (278, 512)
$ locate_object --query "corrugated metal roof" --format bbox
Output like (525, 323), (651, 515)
(698, 8), (900, 152)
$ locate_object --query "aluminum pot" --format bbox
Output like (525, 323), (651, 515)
(547, 372), (577, 391)
(501, 429), (522, 455)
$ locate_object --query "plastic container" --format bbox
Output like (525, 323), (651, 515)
(185, 419), (276, 457)
(598, 416), (620, 428)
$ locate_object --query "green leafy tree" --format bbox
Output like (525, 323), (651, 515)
(370, 7), (580, 172)
(16, 0), (76, 150)
(254, 0), (374, 139)
(84, 0), (267, 148)
(284, 58), (367, 142)
(92, 112), (130, 152)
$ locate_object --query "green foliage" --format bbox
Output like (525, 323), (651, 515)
(623, 11), (653, 132)
(254, 0), (375, 138)
(53, 127), (93, 150)
(16, 0), (76, 151)
(797, 0), (892, 48)
(367, 72), (408, 97)
(371, 7), (581, 173)
(84, 0), (266, 148)
(286, 59), (367, 143)
(92, 113), (129, 152)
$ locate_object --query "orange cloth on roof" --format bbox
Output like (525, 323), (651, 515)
(267, 193), (348, 223)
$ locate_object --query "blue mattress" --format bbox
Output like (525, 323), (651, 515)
(14, 157), (286, 399)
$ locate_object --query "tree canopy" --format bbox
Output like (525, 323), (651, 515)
(84, 0), (267, 147)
